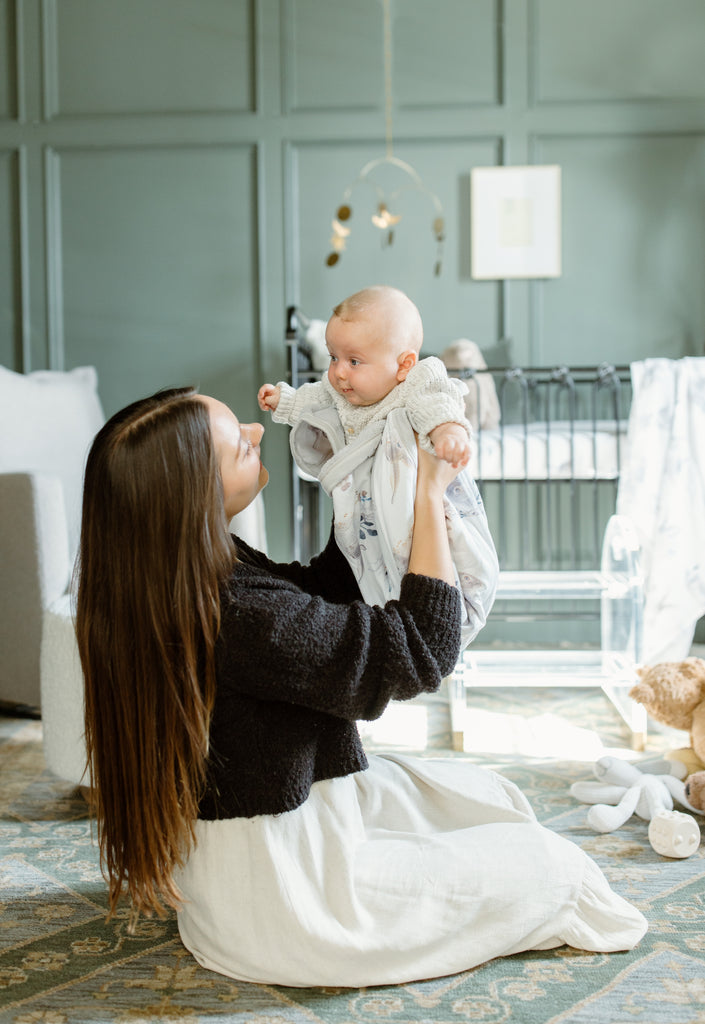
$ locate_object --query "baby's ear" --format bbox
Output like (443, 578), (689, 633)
(396, 350), (418, 381)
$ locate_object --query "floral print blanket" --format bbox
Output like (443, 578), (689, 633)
(290, 405), (498, 649)
(617, 357), (705, 662)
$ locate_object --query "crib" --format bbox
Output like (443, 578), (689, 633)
(283, 307), (645, 747)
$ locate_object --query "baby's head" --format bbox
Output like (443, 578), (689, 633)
(326, 286), (423, 407)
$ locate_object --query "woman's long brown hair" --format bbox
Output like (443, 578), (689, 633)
(75, 387), (236, 920)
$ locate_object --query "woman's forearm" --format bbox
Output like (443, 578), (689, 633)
(407, 445), (459, 586)
(407, 488), (456, 586)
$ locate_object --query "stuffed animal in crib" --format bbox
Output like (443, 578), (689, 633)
(302, 319), (330, 373)
(440, 340), (501, 432)
(571, 756), (700, 857)
(628, 657), (705, 812)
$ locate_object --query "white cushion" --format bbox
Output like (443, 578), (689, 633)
(40, 593), (88, 786)
(229, 493), (268, 554)
(0, 365), (105, 562)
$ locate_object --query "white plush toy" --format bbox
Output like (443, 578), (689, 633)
(303, 319), (330, 373)
(571, 756), (700, 846)
(648, 810), (701, 859)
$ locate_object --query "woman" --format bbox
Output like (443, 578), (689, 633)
(76, 386), (646, 989)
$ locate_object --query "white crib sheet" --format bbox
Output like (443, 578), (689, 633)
(295, 420), (627, 484)
(472, 420), (626, 481)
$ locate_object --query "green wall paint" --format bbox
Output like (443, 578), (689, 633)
(2, 0), (705, 559)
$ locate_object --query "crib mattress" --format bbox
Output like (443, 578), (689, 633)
(296, 420), (626, 484)
(472, 420), (626, 481)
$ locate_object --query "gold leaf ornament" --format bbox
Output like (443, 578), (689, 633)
(323, 0), (444, 273)
(371, 202), (402, 230)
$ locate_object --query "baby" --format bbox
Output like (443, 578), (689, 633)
(258, 286), (497, 646)
(258, 285), (472, 466)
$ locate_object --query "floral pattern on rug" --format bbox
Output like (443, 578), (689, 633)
(1, 689), (704, 1024)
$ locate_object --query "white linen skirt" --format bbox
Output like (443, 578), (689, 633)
(175, 754), (647, 988)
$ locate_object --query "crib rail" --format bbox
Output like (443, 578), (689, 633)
(284, 306), (632, 573)
(455, 363), (631, 571)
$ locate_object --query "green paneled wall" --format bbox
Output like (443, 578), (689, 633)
(1, 0), (705, 559)
(46, 0), (255, 116)
(51, 144), (259, 418)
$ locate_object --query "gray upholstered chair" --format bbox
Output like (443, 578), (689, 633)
(0, 365), (105, 714)
(0, 366), (267, 786)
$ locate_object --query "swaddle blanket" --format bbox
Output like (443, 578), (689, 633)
(290, 405), (498, 649)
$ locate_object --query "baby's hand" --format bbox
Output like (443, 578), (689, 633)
(428, 422), (472, 469)
(258, 383), (281, 413)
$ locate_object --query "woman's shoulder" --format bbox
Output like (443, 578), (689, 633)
(225, 545), (297, 591)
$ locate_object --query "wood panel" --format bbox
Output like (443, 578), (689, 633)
(533, 0), (705, 103)
(285, 0), (382, 112)
(534, 133), (705, 364)
(285, 0), (500, 113)
(0, 0), (17, 120)
(49, 144), (259, 419)
(0, 148), (20, 368)
(43, 0), (255, 117)
(291, 137), (503, 356)
(395, 0), (500, 109)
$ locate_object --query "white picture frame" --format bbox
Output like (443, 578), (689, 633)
(471, 165), (562, 280)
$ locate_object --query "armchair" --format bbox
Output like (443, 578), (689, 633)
(0, 366), (267, 786)
(0, 365), (104, 712)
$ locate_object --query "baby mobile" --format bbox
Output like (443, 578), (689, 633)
(325, 0), (446, 276)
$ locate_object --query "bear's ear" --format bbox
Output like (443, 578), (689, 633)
(684, 771), (705, 813)
(629, 681), (651, 702)
(690, 703), (705, 758)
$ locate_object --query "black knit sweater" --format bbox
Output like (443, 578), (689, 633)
(198, 529), (462, 820)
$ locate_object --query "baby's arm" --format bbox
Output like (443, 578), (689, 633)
(258, 383), (281, 413)
(257, 379), (333, 427)
(405, 356), (473, 466)
(428, 421), (471, 469)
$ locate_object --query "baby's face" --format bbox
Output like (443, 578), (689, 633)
(325, 313), (405, 407)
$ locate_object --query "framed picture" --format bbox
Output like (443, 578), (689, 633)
(471, 165), (562, 280)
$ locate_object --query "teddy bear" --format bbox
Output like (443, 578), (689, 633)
(440, 339), (501, 432)
(628, 657), (705, 812)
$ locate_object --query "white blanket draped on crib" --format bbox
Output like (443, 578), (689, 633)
(616, 357), (705, 662)
(290, 406), (499, 649)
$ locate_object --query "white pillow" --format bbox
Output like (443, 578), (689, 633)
(0, 365), (105, 561)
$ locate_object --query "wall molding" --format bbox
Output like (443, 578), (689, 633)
(0, 145), (28, 369)
(0, 0), (21, 122)
(41, 0), (257, 121)
(529, 0), (705, 108)
(43, 146), (63, 369)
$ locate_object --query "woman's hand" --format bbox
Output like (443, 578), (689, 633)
(427, 422), (472, 469)
(416, 443), (463, 497)
(407, 441), (461, 586)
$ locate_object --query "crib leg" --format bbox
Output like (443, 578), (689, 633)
(601, 679), (648, 751)
(448, 665), (467, 752)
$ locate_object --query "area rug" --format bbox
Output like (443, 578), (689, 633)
(1, 687), (704, 1024)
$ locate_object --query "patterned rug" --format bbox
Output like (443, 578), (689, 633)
(1, 686), (704, 1024)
